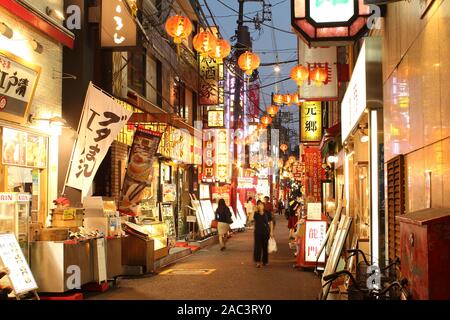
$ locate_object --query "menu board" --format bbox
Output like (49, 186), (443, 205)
(2, 128), (47, 168)
(307, 203), (322, 220)
(199, 200), (215, 229)
(161, 204), (176, 239)
(162, 184), (176, 202)
(0, 233), (37, 295)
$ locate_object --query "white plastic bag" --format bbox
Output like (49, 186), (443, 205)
(268, 237), (277, 253)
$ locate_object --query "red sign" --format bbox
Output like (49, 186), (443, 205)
(248, 83), (260, 119)
(303, 147), (324, 201)
(202, 130), (215, 182)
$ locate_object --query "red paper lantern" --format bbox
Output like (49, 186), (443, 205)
(165, 15), (193, 44)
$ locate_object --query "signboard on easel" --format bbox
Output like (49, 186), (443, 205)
(0, 233), (38, 298)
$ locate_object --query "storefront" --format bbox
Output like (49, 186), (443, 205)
(0, 0), (74, 252)
(340, 37), (383, 266)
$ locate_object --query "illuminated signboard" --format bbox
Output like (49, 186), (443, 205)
(298, 41), (338, 101)
(101, 0), (137, 47)
(215, 129), (230, 182)
(300, 101), (322, 142)
(292, 0), (373, 46)
(309, 0), (355, 24)
(207, 109), (224, 127)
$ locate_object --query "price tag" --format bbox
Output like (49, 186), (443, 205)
(63, 208), (76, 220)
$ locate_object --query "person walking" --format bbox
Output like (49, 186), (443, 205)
(278, 199), (284, 216)
(244, 197), (255, 228)
(253, 200), (274, 268)
(215, 198), (233, 251)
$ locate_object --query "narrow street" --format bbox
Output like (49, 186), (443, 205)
(90, 215), (321, 300)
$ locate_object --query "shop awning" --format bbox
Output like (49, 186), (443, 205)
(0, 0), (75, 49)
(124, 91), (201, 136)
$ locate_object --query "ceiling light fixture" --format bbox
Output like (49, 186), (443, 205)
(46, 7), (65, 21)
(0, 22), (13, 39)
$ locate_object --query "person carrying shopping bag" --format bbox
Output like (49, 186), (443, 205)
(253, 200), (274, 268)
(215, 198), (233, 251)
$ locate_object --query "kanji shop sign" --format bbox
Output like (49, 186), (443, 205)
(202, 129), (215, 182)
(199, 56), (219, 105)
(207, 109), (224, 127)
(66, 82), (132, 197)
(305, 220), (327, 262)
(303, 147), (323, 201)
(215, 129), (230, 182)
(292, 0), (373, 46)
(0, 49), (40, 124)
(298, 42), (338, 100)
(301, 101), (322, 142)
(101, 0), (137, 47)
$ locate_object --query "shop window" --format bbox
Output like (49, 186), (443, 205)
(128, 49), (146, 97)
(146, 55), (162, 107)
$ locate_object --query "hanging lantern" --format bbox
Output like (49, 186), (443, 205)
(273, 93), (283, 105)
(278, 159), (284, 167)
(165, 15), (193, 44)
(283, 94), (292, 106)
(257, 123), (266, 131)
(209, 38), (231, 63)
(291, 93), (300, 105)
(267, 105), (280, 117)
(311, 67), (327, 86)
(288, 156), (296, 163)
(193, 31), (217, 56)
(290, 65), (309, 87)
(238, 51), (260, 76)
(261, 115), (272, 126)
(280, 143), (288, 152)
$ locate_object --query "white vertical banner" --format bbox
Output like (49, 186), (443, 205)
(298, 40), (338, 100)
(66, 82), (132, 198)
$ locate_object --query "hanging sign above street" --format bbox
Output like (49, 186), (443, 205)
(291, 0), (374, 46)
(300, 101), (322, 143)
(101, 0), (137, 47)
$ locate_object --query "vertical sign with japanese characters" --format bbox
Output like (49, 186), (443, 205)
(66, 83), (132, 197)
(202, 129), (215, 182)
(215, 129), (230, 182)
(298, 41), (338, 100)
(101, 0), (137, 47)
(199, 56), (219, 105)
(303, 147), (323, 202)
(305, 220), (327, 263)
(300, 101), (322, 142)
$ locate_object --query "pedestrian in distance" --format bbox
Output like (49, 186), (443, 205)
(215, 198), (233, 251)
(244, 197), (255, 228)
(264, 196), (276, 230)
(278, 199), (284, 216)
(254, 200), (274, 268)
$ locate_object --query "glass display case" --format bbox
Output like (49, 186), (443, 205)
(0, 193), (31, 261)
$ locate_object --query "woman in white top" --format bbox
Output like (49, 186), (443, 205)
(244, 197), (255, 227)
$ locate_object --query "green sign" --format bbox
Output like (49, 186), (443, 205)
(309, 0), (354, 24)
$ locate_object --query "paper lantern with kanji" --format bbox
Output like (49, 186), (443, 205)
(193, 31), (217, 56)
(238, 51), (260, 75)
(209, 38), (231, 63)
(165, 15), (193, 44)
(290, 65), (309, 87)
(261, 115), (272, 126)
(273, 93), (283, 105)
(267, 105), (280, 117)
(311, 67), (327, 86)
(283, 94), (292, 106)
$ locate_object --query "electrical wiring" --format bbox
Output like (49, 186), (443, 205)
(215, 0), (295, 34)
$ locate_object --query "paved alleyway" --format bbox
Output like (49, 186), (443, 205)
(90, 215), (321, 300)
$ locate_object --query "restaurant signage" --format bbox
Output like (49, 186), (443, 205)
(199, 56), (219, 105)
(119, 127), (162, 215)
(305, 220), (327, 262)
(300, 101), (322, 142)
(101, 0), (137, 47)
(303, 147), (323, 201)
(292, 0), (373, 46)
(207, 109), (224, 127)
(66, 83), (132, 198)
(0, 50), (40, 124)
(2, 128), (47, 168)
(298, 42), (338, 100)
